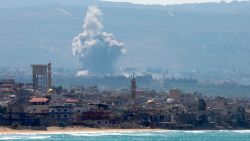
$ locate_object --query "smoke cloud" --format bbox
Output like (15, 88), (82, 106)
(76, 70), (89, 77)
(72, 6), (126, 76)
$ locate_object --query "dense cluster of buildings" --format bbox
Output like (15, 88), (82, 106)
(0, 63), (250, 130)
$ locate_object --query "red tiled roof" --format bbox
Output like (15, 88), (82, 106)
(0, 84), (15, 87)
(65, 98), (80, 103)
(29, 98), (49, 103)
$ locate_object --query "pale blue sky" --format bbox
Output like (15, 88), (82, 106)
(102, 0), (247, 5)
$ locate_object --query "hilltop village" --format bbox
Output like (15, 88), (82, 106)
(0, 63), (250, 130)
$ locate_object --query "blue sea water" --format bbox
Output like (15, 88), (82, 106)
(0, 130), (250, 141)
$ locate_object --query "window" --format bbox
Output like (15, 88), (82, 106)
(64, 109), (68, 112)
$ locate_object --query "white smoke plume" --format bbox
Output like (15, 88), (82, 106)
(72, 6), (126, 76)
(76, 70), (89, 77)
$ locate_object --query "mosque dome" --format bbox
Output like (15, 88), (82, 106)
(47, 88), (55, 95)
(146, 99), (155, 105)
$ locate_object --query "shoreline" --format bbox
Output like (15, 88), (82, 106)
(0, 127), (250, 134)
(0, 126), (165, 134)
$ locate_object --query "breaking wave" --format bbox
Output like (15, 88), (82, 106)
(0, 135), (50, 140)
(0, 130), (250, 141)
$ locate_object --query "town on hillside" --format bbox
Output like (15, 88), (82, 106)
(0, 63), (250, 130)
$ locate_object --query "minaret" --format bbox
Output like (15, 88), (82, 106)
(47, 62), (52, 90)
(131, 73), (136, 98)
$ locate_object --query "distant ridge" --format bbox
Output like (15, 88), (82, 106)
(0, 0), (250, 83)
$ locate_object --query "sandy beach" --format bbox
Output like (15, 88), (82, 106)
(0, 126), (165, 134)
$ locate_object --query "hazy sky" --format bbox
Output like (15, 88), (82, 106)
(102, 0), (247, 5)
